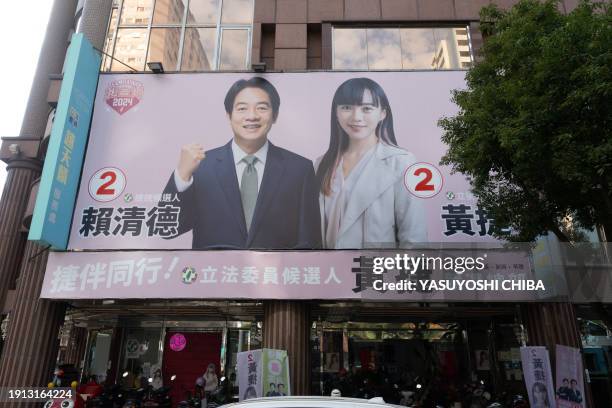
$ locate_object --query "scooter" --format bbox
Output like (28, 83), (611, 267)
(510, 394), (528, 408)
(142, 384), (170, 407)
(121, 388), (145, 408)
(87, 384), (126, 408)
(153, 387), (172, 408)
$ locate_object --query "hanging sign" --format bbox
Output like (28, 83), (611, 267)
(555, 345), (585, 407)
(238, 349), (290, 401)
(169, 333), (187, 351)
(521, 346), (556, 408)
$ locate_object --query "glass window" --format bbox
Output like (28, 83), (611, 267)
(333, 26), (472, 70)
(400, 28), (436, 69)
(120, 0), (153, 25)
(333, 28), (367, 70)
(147, 28), (182, 71)
(219, 29), (249, 69)
(221, 0), (253, 24)
(225, 329), (251, 385)
(187, 0), (220, 24)
(119, 328), (163, 387)
(86, 331), (112, 382)
(152, 0), (187, 25)
(113, 28), (148, 71)
(182, 27), (216, 71)
(431, 27), (470, 69)
(104, 0), (252, 71)
(367, 28), (401, 70)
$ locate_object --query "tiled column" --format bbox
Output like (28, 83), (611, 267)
(0, 246), (66, 394)
(0, 4), (77, 388)
(0, 160), (40, 315)
(522, 303), (581, 363)
(0, 0), (77, 327)
(0, 0), (112, 398)
(263, 300), (311, 395)
(78, 0), (113, 46)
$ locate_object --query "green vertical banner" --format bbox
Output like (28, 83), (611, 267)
(262, 349), (291, 397)
(28, 33), (101, 249)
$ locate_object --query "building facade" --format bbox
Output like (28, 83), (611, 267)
(0, 1), (610, 407)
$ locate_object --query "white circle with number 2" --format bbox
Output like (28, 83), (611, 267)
(404, 162), (443, 198)
(89, 167), (126, 202)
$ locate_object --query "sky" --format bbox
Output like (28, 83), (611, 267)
(0, 2), (54, 195)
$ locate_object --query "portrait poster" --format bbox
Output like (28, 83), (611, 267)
(555, 345), (585, 408)
(521, 346), (556, 408)
(68, 71), (503, 251)
(324, 352), (341, 372)
(262, 349), (290, 397)
(239, 349), (289, 401)
(475, 349), (490, 371)
(237, 349), (262, 401)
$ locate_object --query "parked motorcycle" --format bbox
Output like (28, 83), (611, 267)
(121, 387), (146, 408)
(87, 384), (126, 408)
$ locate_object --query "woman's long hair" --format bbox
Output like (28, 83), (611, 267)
(532, 382), (551, 407)
(316, 77), (398, 195)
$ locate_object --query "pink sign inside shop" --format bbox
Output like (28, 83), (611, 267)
(169, 333), (187, 351)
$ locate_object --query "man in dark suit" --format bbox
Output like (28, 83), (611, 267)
(569, 379), (582, 403)
(162, 77), (321, 249)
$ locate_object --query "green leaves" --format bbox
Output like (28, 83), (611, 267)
(440, 0), (612, 242)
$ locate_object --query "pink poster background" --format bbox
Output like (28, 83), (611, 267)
(69, 71), (497, 249)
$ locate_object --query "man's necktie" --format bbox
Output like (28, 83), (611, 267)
(240, 155), (258, 231)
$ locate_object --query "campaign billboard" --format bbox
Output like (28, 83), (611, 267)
(29, 33), (101, 249)
(68, 71), (502, 250)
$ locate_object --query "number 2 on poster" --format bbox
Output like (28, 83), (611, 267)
(89, 167), (126, 202)
(404, 162), (443, 198)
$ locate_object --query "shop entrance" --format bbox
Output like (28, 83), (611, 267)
(309, 302), (527, 405)
(312, 322), (466, 404)
(162, 331), (222, 406)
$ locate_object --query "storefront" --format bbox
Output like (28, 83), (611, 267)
(57, 301), (612, 406)
(1, 3), (610, 408)
(65, 301), (263, 403)
(59, 301), (528, 405)
(309, 302), (529, 406)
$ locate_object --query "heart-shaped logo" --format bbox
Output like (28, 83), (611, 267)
(105, 79), (144, 115)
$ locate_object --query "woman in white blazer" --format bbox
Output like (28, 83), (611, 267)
(315, 78), (427, 249)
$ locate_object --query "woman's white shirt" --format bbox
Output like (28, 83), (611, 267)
(316, 142), (427, 248)
(323, 144), (377, 248)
